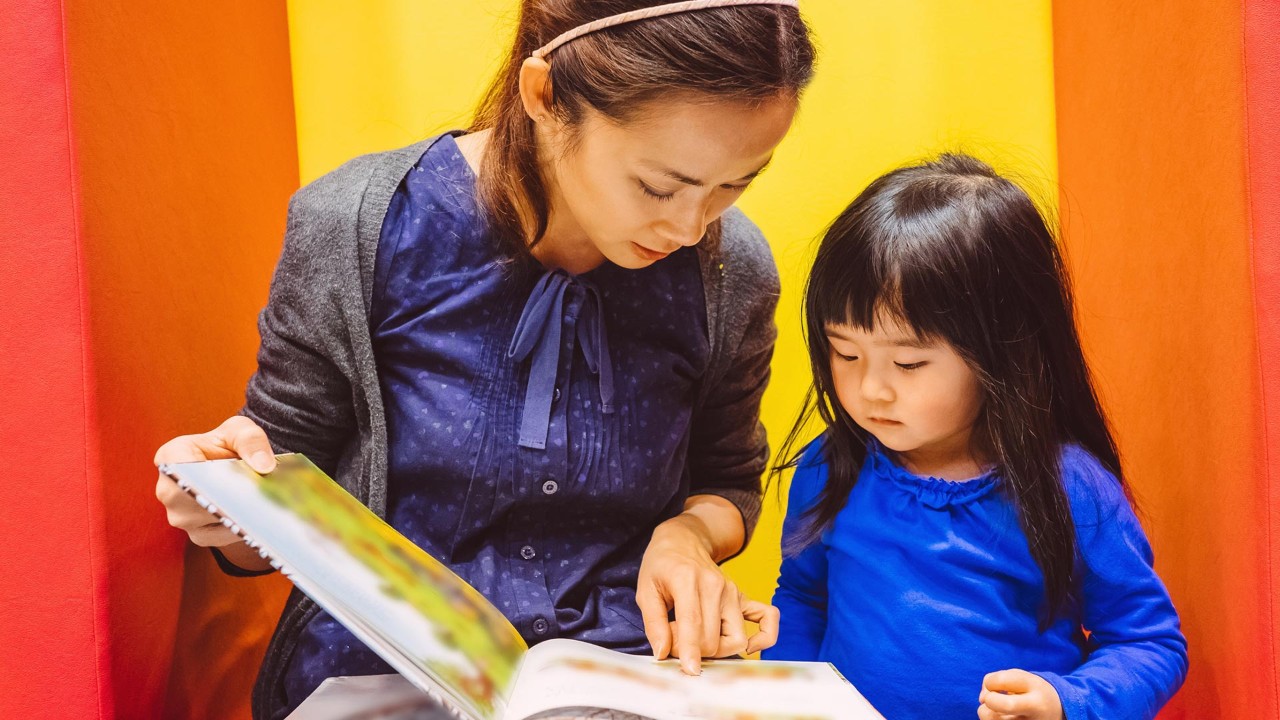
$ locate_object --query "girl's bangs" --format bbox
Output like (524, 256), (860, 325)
(809, 217), (966, 345)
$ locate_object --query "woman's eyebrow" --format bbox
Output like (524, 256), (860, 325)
(641, 158), (772, 187)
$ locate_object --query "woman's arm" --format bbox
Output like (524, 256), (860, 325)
(240, 185), (363, 473)
(680, 211), (781, 552)
(637, 210), (782, 673)
(155, 180), (364, 572)
(637, 495), (780, 674)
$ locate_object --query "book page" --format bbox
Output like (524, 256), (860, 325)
(286, 674), (449, 720)
(503, 640), (884, 720)
(162, 455), (528, 720)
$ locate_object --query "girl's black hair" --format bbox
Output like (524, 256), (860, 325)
(774, 153), (1131, 627)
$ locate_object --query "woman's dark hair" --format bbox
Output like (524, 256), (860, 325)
(774, 153), (1131, 627)
(471, 0), (815, 257)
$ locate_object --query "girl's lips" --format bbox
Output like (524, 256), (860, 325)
(631, 242), (671, 262)
(868, 417), (902, 425)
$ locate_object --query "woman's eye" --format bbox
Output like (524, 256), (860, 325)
(895, 361), (927, 371)
(639, 181), (675, 202)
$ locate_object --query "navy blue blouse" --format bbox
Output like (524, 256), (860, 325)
(283, 134), (711, 706)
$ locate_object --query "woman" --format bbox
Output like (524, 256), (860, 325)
(154, 1), (816, 716)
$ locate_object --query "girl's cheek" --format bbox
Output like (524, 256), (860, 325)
(828, 362), (849, 396)
(832, 375), (859, 416)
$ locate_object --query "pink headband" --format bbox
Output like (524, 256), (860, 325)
(531, 0), (801, 60)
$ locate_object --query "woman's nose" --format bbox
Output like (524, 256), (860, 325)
(657, 201), (711, 248)
(657, 221), (705, 249)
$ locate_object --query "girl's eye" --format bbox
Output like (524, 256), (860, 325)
(639, 181), (675, 202)
(895, 361), (927, 371)
(835, 352), (859, 362)
(720, 183), (750, 194)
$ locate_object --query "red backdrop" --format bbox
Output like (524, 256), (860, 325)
(1, 1), (298, 717)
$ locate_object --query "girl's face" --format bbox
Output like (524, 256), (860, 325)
(539, 95), (796, 272)
(826, 315), (988, 480)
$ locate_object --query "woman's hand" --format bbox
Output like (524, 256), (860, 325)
(977, 669), (1064, 720)
(154, 415), (277, 567)
(636, 508), (779, 675)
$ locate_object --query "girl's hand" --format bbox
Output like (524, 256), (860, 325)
(977, 669), (1064, 720)
(636, 514), (780, 675)
(154, 415), (276, 550)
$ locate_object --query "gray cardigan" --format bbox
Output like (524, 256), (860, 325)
(241, 136), (780, 719)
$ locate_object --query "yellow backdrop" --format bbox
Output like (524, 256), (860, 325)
(286, 0), (1058, 608)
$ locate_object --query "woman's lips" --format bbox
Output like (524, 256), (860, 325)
(631, 242), (671, 262)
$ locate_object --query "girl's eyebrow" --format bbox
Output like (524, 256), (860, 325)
(891, 337), (932, 349)
(825, 327), (932, 349)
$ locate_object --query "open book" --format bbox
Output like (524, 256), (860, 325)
(160, 455), (883, 720)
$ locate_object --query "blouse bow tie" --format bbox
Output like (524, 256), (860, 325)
(507, 269), (615, 450)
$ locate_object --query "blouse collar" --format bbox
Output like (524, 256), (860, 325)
(867, 438), (1000, 509)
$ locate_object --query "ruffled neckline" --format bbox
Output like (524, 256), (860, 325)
(867, 440), (1001, 509)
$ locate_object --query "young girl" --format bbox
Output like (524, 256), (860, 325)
(763, 154), (1188, 719)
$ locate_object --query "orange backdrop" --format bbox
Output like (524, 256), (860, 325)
(1053, 0), (1279, 715)
(61, 1), (298, 717)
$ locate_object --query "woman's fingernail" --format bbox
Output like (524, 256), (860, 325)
(250, 451), (275, 472)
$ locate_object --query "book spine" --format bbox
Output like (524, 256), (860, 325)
(173, 479), (281, 570)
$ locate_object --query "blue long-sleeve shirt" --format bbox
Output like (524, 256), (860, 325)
(763, 439), (1187, 720)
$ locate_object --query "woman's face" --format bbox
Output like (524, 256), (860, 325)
(541, 95), (797, 271)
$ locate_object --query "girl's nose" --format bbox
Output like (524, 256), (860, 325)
(860, 369), (895, 403)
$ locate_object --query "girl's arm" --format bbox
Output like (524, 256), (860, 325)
(1032, 451), (1189, 720)
(762, 445), (830, 661)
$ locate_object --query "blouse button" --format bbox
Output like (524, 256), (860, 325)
(553, 387), (561, 402)
(542, 480), (559, 495)
(520, 545), (537, 560)
(532, 617), (549, 635)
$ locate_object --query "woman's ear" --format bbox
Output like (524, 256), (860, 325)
(519, 57), (554, 124)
